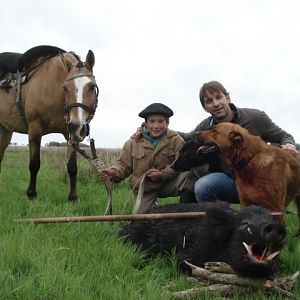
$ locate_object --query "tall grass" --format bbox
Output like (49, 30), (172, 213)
(0, 146), (299, 299)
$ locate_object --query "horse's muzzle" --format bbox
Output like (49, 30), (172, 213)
(67, 121), (89, 142)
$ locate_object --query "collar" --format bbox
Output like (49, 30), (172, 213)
(231, 152), (255, 170)
(232, 156), (252, 170)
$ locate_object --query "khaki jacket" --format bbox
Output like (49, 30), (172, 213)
(109, 128), (184, 193)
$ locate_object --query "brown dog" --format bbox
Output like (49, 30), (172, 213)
(198, 122), (300, 235)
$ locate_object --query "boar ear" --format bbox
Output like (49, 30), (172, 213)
(206, 207), (237, 227)
(206, 207), (237, 239)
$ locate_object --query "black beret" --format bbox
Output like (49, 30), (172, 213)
(138, 103), (174, 118)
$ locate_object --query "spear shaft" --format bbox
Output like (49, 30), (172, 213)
(15, 212), (206, 224)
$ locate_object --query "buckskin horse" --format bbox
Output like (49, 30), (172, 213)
(0, 45), (98, 201)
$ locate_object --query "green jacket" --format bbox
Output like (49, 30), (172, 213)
(109, 128), (184, 193)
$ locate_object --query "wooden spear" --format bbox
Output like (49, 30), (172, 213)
(15, 212), (206, 224)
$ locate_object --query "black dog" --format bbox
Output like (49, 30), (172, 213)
(171, 139), (220, 171)
(120, 202), (286, 278)
(171, 140), (206, 171)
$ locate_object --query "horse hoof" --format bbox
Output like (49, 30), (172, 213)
(68, 194), (78, 202)
(27, 190), (37, 199)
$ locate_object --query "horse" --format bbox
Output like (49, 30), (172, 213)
(0, 45), (98, 201)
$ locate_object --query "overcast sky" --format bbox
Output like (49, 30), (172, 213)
(3, 0), (300, 147)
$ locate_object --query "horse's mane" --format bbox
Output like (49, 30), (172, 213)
(68, 51), (81, 62)
(67, 52), (86, 69)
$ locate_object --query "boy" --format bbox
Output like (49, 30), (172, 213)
(98, 103), (196, 213)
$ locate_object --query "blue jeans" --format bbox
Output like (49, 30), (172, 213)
(194, 172), (239, 203)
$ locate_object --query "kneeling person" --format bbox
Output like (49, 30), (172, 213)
(98, 103), (196, 214)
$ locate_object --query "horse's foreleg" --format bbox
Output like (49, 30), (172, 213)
(27, 131), (41, 199)
(67, 144), (78, 201)
(295, 195), (300, 237)
(0, 125), (13, 172)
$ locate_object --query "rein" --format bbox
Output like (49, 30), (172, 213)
(22, 53), (59, 84)
(132, 169), (183, 214)
(132, 172), (147, 214)
(72, 139), (113, 215)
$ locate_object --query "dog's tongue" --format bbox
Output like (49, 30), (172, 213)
(198, 144), (218, 154)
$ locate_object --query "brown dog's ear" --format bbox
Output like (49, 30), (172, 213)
(229, 131), (244, 145)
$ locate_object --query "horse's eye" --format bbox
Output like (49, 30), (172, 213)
(63, 86), (68, 93)
(88, 83), (95, 92)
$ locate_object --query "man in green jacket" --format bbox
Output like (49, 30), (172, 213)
(98, 103), (196, 214)
(179, 80), (298, 203)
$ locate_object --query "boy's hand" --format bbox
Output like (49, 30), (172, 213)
(98, 168), (114, 180)
(147, 169), (163, 181)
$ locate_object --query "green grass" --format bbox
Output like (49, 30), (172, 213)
(0, 146), (299, 299)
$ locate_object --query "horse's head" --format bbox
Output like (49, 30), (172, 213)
(63, 50), (98, 143)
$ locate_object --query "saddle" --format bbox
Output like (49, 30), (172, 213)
(0, 45), (66, 94)
(0, 45), (65, 83)
(0, 52), (22, 77)
(0, 45), (66, 121)
(17, 45), (65, 72)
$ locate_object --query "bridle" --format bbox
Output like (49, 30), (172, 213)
(64, 73), (99, 124)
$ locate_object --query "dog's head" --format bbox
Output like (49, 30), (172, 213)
(197, 123), (252, 155)
(171, 140), (208, 171)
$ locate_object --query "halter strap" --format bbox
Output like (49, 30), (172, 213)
(64, 103), (96, 115)
(64, 74), (99, 122)
(65, 74), (95, 82)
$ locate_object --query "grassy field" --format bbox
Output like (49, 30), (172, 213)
(0, 146), (299, 299)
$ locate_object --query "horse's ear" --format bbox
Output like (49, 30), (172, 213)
(86, 50), (95, 71)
